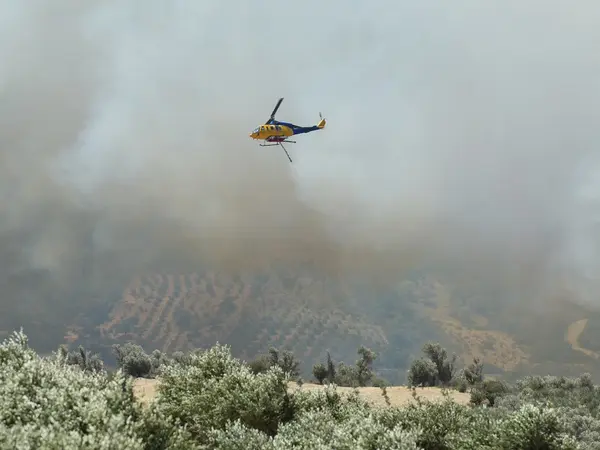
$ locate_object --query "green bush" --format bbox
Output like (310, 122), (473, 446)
(248, 353), (272, 374)
(470, 379), (511, 407)
(248, 347), (301, 381)
(58, 344), (104, 373)
(155, 343), (296, 441)
(407, 342), (459, 388)
(407, 357), (438, 387)
(464, 356), (484, 385)
(0, 330), (196, 449)
(311, 346), (381, 387)
(312, 362), (327, 384)
(113, 342), (154, 378)
(355, 346), (377, 386)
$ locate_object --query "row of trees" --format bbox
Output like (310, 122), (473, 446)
(104, 338), (499, 401)
(63, 335), (547, 411)
(104, 341), (385, 388)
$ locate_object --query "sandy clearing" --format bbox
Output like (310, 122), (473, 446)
(132, 378), (471, 408)
(565, 318), (600, 360)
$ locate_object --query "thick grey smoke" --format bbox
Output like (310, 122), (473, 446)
(2, 0), (600, 321)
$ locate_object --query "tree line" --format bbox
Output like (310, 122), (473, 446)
(4, 328), (599, 448)
(65, 335), (557, 410)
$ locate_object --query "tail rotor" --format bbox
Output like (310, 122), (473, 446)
(317, 111), (326, 129)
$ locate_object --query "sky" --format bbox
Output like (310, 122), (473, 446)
(2, 0), (600, 313)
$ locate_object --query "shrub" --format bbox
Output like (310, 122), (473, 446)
(334, 362), (360, 387)
(355, 345), (377, 387)
(113, 342), (154, 378)
(407, 342), (460, 388)
(326, 351), (336, 382)
(312, 362), (327, 384)
(268, 347), (301, 379)
(492, 404), (578, 450)
(272, 407), (422, 449)
(0, 330), (195, 449)
(248, 347), (301, 381)
(464, 356), (484, 385)
(248, 354), (272, 375)
(312, 346), (383, 387)
(470, 379), (511, 407)
(421, 342), (457, 385)
(155, 343), (296, 442)
(407, 358), (438, 387)
(150, 349), (171, 373)
(57, 344), (104, 373)
(203, 420), (273, 449)
(450, 370), (469, 393)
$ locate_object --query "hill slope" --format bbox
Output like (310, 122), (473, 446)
(56, 268), (600, 384)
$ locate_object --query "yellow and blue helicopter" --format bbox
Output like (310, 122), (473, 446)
(249, 97), (326, 163)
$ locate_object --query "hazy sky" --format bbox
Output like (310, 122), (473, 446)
(2, 1), (600, 310)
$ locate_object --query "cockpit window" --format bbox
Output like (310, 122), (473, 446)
(253, 127), (259, 133)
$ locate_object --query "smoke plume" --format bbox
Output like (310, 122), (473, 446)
(2, 0), (600, 325)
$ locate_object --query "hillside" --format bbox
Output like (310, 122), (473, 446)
(65, 269), (416, 381)
(52, 268), (600, 384)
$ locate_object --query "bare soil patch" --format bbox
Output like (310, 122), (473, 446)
(132, 378), (471, 408)
(566, 318), (600, 360)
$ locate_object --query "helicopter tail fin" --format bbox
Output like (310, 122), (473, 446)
(317, 112), (326, 129)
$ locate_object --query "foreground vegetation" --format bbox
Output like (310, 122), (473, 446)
(3, 330), (600, 448)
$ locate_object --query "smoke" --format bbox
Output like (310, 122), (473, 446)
(2, 0), (600, 319)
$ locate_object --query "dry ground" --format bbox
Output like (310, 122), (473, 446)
(566, 318), (600, 360)
(132, 378), (471, 408)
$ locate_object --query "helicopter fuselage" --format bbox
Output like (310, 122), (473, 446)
(249, 120), (322, 141)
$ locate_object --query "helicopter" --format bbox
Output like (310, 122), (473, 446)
(249, 97), (326, 163)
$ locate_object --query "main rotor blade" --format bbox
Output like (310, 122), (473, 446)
(268, 97), (283, 123)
